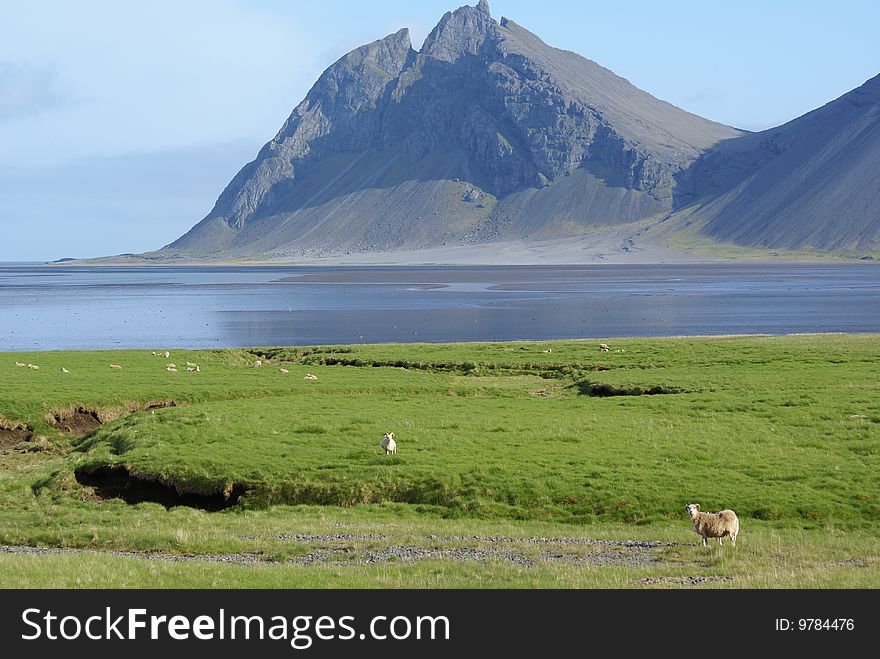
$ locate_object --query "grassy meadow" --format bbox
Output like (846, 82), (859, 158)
(1, 335), (878, 588)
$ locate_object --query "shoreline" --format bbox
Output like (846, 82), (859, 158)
(2, 332), (875, 355)
(18, 226), (878, 267)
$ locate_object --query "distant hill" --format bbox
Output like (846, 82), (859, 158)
(680, 74), (880, 252)
(156, 1), (878, 261)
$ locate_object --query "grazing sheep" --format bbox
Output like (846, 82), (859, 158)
(279, 368), (289, 374)
(60, 367), (69, 374)
(599, 343), (610, 352)
(254, 360), (263, 368)
(109, 364), (122, 370)
(543, 349), (553, 354)
(27, 364), (39, 370)
(686, 503), (739, 547)
(167, 366), (178, 373)
(186, 366), (199, 372)
(304, 373), (319, 381)
(15, 362), (26, 368)
(186, 361), (197, 368)
(380, 432), (397, 455)
(151, 351), (157, 356)
(163, 351), (170, 359)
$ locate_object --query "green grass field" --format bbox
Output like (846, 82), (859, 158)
(1, 335), (878, 588)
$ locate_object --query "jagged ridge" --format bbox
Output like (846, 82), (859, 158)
(165, 2), (880, 258)
(167, 1), (740, 258)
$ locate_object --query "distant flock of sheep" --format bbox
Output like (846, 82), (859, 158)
(12, 343), (739, 547)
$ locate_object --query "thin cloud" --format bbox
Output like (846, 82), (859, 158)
(0, 60), (73, 121)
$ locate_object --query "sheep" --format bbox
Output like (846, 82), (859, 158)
(543, 349), (553, 354)
(60, 367), (69, 374)
(163, 351), (170, 359)
(686, 503), (739, 547)
(279, 368), (289, 374)
(109, 364), (122, 370)
(28, 363), (40, 370)
(380, 432), (397, 455)
(599, 343), (611, 352)
(186, 366), (199, 372)
(254, 360), (263, 368)
(15, 362), (26, 368)
(186, 361), (197, 368)
(167, 366), (178, 373)
(304, 373), (319, 381)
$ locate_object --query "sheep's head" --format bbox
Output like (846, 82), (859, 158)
(686, 503), (701, 518)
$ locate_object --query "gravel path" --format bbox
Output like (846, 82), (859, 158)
(638, 576), (735, 586)
(1, 544), (265, 566)
(1, 535), (671, 569)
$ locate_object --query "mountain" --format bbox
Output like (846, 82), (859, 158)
(161, 1), (879, 261)
(165, 1), (741, 259)
(681, 74), (880, 252)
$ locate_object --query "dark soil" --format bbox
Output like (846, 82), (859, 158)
(51, 408), (102, 434)
(74, 466), (244, 511)
(146, 400), (178, 410)
(0, 425), (33, 449)
(576, 382), (684, 397)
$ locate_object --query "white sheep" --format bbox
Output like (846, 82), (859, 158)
(109, 364), (122, 369)
(279, 368), (289, 374)
(304, 373), (319, 381)
(60, 367), (70, 374)
(599, 343), (611, 352)
(27, 363), (40, 370)
(167, 366), (178, 373)
(15, 362), (26, 368)
(686, 503), (739, 547)
(163, 351), (171, 359)
(254, 360), (263, 368)
(380, 432), (397, 455)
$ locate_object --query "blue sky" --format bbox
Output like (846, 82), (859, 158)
(1, 0), (878, 261)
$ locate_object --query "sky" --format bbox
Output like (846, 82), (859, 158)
(1, 0), (878, 261)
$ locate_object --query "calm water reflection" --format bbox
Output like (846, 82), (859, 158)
(1, 264), (878, 351)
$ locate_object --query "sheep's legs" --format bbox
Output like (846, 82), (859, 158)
(701, 536), (708, 547)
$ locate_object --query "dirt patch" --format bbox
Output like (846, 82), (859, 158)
(146, 400), (178, 410)
(74, 466), (244, 511)
(638, 576), (735, 586)
(0, 424), (33, 449)
(573, 382), (684, 397)
(51, 407), (102, 435)
(50, 400), (181, 436)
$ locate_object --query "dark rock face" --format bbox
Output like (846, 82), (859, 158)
(166, 2), (879, 258)
(167, 2), (741, 258)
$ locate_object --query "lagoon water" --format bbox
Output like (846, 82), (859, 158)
(1, 263), (878, 351)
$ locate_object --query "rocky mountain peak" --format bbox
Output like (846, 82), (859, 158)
(164, 3), (879, 260)
(420, 2), (498, 62)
